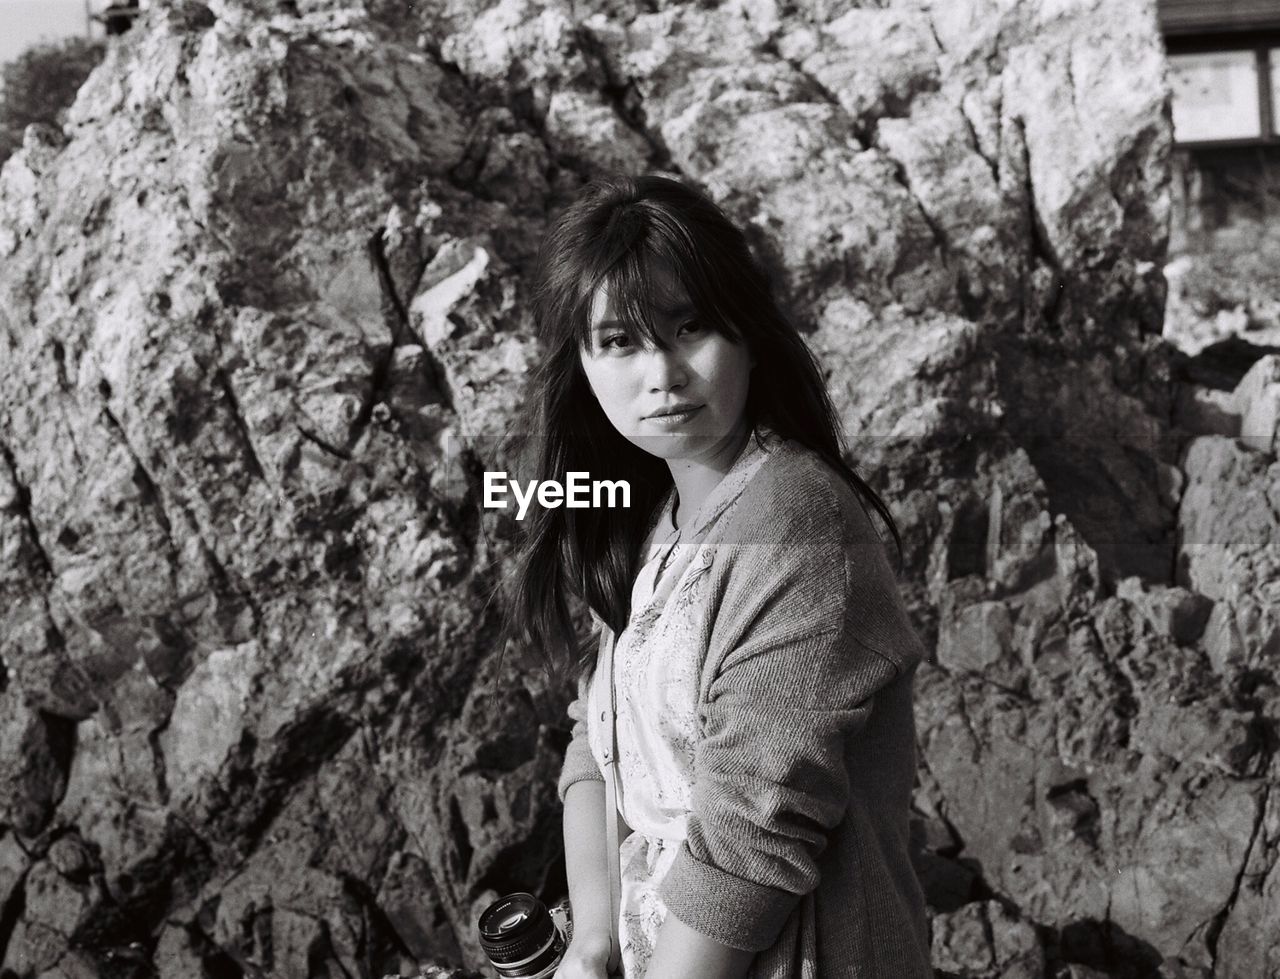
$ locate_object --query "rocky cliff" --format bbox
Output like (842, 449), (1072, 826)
(0, 0), (1276, 977)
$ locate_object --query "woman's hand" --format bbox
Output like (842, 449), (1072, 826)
(553, 928), (613, 979)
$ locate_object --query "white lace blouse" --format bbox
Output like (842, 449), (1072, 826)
(584, 430), (778, 977)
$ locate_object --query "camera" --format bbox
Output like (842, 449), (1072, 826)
(477, 893), (570, 979)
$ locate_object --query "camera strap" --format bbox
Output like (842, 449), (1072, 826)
(598, 625), (624, 977)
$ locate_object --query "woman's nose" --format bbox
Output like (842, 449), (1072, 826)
(644, 347), (688, 391)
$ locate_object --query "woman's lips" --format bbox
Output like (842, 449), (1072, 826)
(645, 405), (703, 427)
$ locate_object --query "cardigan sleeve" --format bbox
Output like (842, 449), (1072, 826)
(557, 665), (604, 803)
(656, 467), (907, 952)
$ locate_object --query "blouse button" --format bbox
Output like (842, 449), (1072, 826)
(602, 748), (611, 760)
(600, 711), (607, 722)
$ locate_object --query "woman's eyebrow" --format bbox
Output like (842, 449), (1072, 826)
(656, 301), (695, 318)
(589, 302), (695, 334)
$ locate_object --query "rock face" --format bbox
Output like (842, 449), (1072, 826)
(0, 0), (1273, 977)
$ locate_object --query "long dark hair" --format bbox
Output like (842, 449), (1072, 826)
(504, 173), (901, 684)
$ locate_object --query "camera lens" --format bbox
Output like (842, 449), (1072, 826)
(478, 893), (565, 978)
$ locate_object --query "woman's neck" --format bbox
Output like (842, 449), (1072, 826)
(667, 421), (752, 530)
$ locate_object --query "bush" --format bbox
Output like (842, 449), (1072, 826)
(0, 35), (105, 166)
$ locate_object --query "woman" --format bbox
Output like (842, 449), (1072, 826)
(506, 174), (931, 978)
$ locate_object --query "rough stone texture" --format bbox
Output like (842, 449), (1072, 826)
(0, 0), (1275, 977)
(931, 899), (1044, 978)
(1235, 354), (1280, 455)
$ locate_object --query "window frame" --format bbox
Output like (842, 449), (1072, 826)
(1164, 31), (1280, 148)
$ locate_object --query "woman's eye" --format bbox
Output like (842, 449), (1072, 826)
(593, 321), (697, 352)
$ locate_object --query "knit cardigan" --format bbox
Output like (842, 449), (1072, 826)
(557, 441), (932, 977)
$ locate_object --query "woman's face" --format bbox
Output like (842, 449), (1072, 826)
(579, 268), (753, 465)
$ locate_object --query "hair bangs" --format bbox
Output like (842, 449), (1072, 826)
(644, 212), (747, 346)
(596, 247), (671, 349)
(579, 225), (745, 352)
